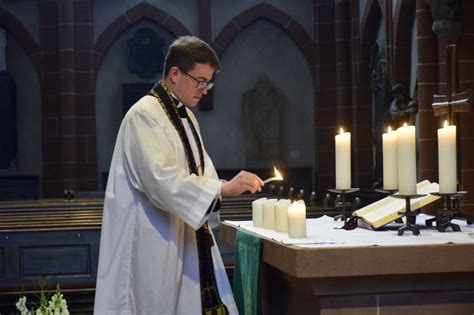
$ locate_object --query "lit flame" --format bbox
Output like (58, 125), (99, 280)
(387, 125), (392, 132)
(444, 120), (448, 128)
(403, 122), (407, 127)
(274, 166), (283, 180)
(339, 127), (344, 134)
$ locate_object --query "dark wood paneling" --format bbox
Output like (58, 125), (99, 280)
(20, 245), (90, 277)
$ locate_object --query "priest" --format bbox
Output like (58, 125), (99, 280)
(94, 36), (264, 314)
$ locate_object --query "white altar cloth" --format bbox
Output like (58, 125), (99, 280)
(224, 214), (474, 248)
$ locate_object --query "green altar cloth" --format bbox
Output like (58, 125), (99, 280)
(232, 228), (262, 315)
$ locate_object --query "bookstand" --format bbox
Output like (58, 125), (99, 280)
(374, 189), (403, 223)
(426, 191), (467, 232)
(391, 194), (426, 236)
(327, 188), (359, 222)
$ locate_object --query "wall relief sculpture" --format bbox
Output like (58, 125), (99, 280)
(242, 76), (285, 165)
(127, 28), (164, 79)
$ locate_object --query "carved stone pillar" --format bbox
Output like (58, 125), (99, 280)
(425, 0), (463, 43)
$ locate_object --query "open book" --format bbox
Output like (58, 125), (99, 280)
(353, 180), (441, 229)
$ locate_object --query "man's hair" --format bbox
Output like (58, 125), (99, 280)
(163, 36), (220, 76)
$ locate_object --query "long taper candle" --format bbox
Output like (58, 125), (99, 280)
(383, 126), (398, 190)
(438, 120), (457, 193)
(335, 128), (351, 189)
(262, 166), (283, 184)
(397, 123), (416, 195)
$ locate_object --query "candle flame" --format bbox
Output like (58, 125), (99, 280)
(444, 120), (448, 128)
(403, 122), (407, 127)
(387, 126), (392, 132)
(339, 127), (344, 134)
(273, 166), (283, 180)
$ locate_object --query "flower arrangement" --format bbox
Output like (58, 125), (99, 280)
(16, 284), (69, 315)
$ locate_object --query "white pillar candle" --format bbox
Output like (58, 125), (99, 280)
(383, 126), (398, 190)
(252, 197), (267, 227)
(262, 199), (277, 229)
(397, 123), (417, 195)
(336, 128), (351, 190)
(438, 121), (457, 193)
(275, 199), (291, 232)
(287, 200), (306, 238)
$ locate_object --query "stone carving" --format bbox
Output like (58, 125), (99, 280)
(127, 28), (164, 78)
(385, 83), (418, 128)
(425, 0), (462, 42)
(242, 76), (285, 164)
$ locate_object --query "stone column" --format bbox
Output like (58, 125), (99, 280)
(40, 0), (98, 197)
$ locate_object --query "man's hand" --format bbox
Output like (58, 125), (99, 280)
(221, 171), (264, 197)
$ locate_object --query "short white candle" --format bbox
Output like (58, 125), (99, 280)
(287, 200), (306, 238)
(252, 197), (267, 227)
(438, 121), (457, 193)
(383, 126), (398, 190)
(262, 199), (277, 229)
(275, 199), (291, 232)
(336, 128), (351, 190)
(397, 123), (417, 195)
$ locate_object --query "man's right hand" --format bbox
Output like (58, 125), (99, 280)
(221, 171), (264, 197)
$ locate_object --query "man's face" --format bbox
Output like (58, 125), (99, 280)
(171, 63), (215, 108)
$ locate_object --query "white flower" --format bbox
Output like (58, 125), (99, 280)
(17, 284), (69, 315)
(16, 296), (29, 315)
(46, 290), (69, 315)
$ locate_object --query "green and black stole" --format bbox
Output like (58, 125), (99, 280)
(149, 81), (228, 315)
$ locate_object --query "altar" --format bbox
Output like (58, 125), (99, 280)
(221, 216), (474, 314)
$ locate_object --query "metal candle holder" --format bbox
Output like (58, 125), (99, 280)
(391, 194), (426, 236)
(426, 191), (467, 232)
(327, 188), (360, 222)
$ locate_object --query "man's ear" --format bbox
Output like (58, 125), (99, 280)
(168, 66), (180, 84)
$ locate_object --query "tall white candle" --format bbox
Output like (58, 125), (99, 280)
(335, 128), (351, 189)
(252, 197), (267, 227)
(383, 126), (398, 190)
(287, 200), (306, 238)
(262, 199), (277, 229)
(275, 199), (291, 232)
(397, 123), (416, 195)
(438, 121), (457, 193)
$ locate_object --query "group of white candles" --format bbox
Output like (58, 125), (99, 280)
(382, 121), (457, 194)
(335, 121), (457, 195)
(252, 198), (306, 238)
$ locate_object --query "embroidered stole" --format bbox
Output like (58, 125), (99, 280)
(149, 81), (227, 315)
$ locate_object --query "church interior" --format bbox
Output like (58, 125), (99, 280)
(1, 0), (474, 314)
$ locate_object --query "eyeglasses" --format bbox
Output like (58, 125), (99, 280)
(182, 71), (214, 91)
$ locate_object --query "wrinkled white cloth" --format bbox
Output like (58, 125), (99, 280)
(94, 95), (237, 314)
